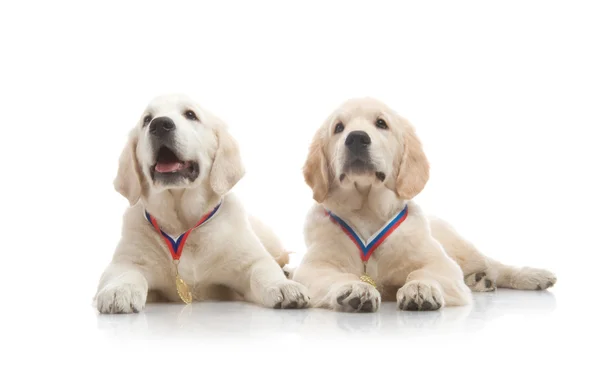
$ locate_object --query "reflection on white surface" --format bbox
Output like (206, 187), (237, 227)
(96, 289), (556, 341)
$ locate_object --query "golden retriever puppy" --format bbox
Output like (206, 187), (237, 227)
(95, 94), (308, 313)
(292, 98), (556, 312)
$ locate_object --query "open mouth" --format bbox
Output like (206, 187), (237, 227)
(154, 147), (190, 173)
(151, 147), (199, 182)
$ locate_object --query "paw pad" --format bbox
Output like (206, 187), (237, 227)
(335, 283), (380, 313)
(465, 271), (496, 292)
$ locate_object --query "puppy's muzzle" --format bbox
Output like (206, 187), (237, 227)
(149, 117), (176, 139)
(341, 130), (379, 180)
(345, 131), (371, 156)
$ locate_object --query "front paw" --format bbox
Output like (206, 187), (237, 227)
(264, 280), (309, 309)
(333, 282), (381, 312)
(397, 280), (443, 311)
(96, 283), (147, 314)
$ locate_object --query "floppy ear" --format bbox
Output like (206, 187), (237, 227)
(209, 127), (245, 196)
(113, 130), (144, 206)
(303, 131), (330, 203)
(395, 125), (430, 200)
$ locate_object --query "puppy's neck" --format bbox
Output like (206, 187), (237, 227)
(324, 183), (406, 229)
(143, 186), (221, 235)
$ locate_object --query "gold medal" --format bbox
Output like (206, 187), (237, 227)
(173, 260), (192, 304)
(176, 275), (192, 304)
(360, 274), (377, 288)
(361, 261), (377, 288)
(144, 202), (223, 306)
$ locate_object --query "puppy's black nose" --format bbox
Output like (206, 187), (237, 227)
(345, 131), (371, 153)
(149, 117), (176, 137)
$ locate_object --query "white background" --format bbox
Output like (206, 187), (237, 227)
(1, 1), (599, 375)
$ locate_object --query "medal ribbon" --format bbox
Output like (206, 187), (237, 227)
(144, 202), (222, 260)
(325, 205), (408, 263)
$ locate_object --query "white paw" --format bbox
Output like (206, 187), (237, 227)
(465, 271), (496, 292)
(333, 282), (381, 312)
(512, 267), (557, 290)
(264, 280), (309, 309)
(397, 280), (444, 311)
(96, 283), (147, 314)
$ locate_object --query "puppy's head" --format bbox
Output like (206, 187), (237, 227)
(114, 94), (244, 205)
(303, 97), (429, 202)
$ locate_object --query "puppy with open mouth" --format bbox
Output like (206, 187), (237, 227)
(292, 97), (556, 312)
(94, 94), (309, 313)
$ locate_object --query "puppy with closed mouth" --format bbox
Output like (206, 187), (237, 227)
(292, 97), (556, 312)
(94, 94), (308, 313)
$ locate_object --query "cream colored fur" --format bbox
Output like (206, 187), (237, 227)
(94, 94), (307, 313)
(292, 97), (556, 312)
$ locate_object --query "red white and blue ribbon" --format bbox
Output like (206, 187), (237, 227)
(325, 205), (408, 262)
(144, 202), (222, 260)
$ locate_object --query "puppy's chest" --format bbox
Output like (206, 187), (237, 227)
(354, 220), (387, 241)
(341, 217), (408, 251)
(152, 232), (215, 282)
(174, 238), (215, 279)
(338, 217), (415, 267)
(328, 219), (407, 270)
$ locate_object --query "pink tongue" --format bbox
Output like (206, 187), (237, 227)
(155, 162), (185, 173)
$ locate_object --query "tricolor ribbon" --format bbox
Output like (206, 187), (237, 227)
(144, 202), (222, 260)
(325, 205), (408, 262)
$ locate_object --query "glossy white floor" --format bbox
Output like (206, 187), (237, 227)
(71, 283), (592, 375)
(95, 289), (557, 340)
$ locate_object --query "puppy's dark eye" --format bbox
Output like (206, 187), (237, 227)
(142, 115), (152, 127)
(375, 118), (388, 130)
(184, 110), (198, 121)
(334, 122), (345, 134)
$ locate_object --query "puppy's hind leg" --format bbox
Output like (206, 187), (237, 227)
(429, 216), (557, 291)
(464, 271), (497, 292)
(489, 259), (557, 290)
(429, 216), (497, 292)
(249, 215), (292, 269)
